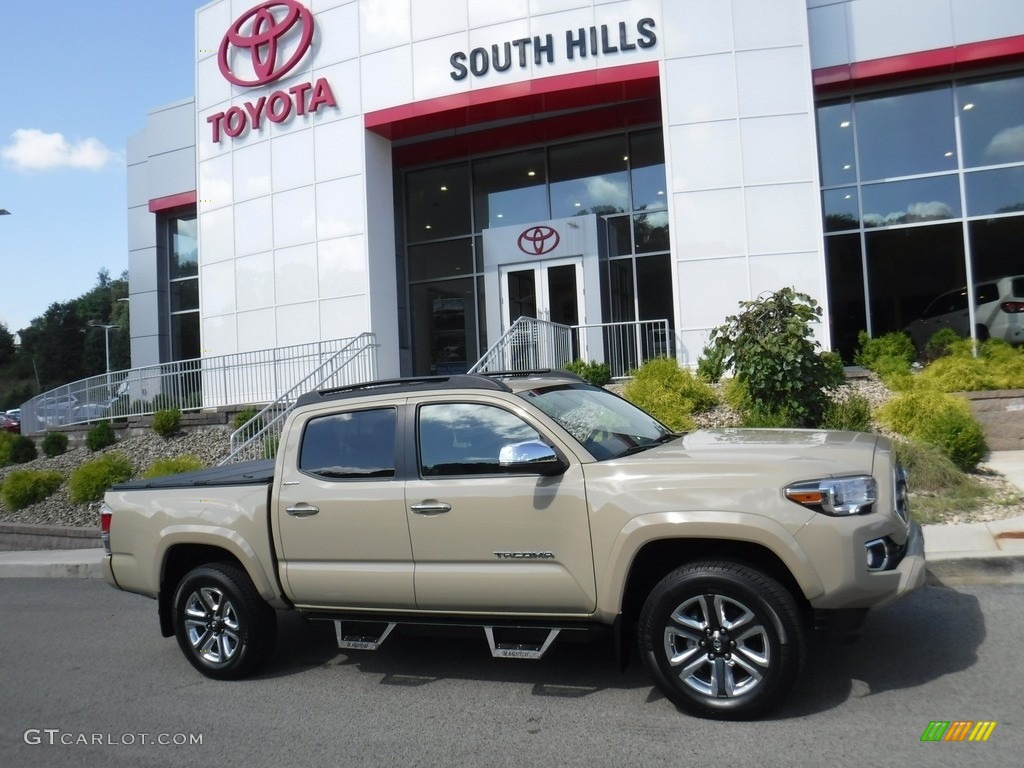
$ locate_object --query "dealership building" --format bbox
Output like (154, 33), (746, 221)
(126, 0), (1024, 381)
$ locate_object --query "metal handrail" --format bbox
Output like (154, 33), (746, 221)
(222, 333), (378, 464)
(19, 335), (375, 437)
(470, 317), (673, 379)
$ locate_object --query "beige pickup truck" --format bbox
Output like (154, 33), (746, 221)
(102, 371), (925, 719)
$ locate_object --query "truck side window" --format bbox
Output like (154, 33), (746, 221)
(299, 408), (396, 479)
(418, 402), (540, 477)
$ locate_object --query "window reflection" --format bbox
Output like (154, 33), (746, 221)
(550, 136), (629, 217)
(406, 163), (471, 243)
(822, 187), (859, 232)
(816, 102), (856, 188)
(860, 175), (961, 227)
(959, 75), (1024, 168)
(964, 167), (1024, 216)
(472, 150), (548, 231)
(629, 129), (667, 211)
(855, 86), (957, 181)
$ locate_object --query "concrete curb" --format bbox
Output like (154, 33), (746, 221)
(0, 548), (105, 579)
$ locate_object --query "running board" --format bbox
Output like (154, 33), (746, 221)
(484, 627), (561, 660)
(334, 620), (396, 651)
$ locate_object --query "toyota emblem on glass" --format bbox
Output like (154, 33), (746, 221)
(517, 226), (561, 255)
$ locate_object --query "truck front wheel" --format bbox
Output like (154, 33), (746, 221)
(172, 563), (277, 680)
(638, 561), (805, 719)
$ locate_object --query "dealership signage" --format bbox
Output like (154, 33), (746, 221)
(450, 18), (656, 80)
(207, 0), (337, 143)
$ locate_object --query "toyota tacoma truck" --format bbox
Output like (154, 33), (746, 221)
(101, 371), (925, 719)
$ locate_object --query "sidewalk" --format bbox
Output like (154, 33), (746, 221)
(2, 452), (1024, 583)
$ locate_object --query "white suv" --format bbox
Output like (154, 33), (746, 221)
(905, 275), (1024, 349)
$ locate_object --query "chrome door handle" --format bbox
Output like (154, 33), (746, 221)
(410, 502), (452, 515)
(285, 503), (320, 518)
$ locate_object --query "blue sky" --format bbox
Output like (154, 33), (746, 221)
(0, 0), (209, 336)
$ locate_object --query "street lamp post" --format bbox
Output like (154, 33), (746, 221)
(89, 321), (120, 373)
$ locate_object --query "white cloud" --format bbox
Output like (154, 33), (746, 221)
(1, 128), (119, 172)
(984, 124), (1024, 164)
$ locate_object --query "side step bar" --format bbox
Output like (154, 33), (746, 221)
(332, 620), (563, 659)
(334, 620), (396, 651)
(485, 627), (561, 660)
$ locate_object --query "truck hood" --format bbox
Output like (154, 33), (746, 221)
(581, 428), (886, 523)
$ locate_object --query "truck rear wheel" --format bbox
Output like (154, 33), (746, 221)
(638, 560), (805, 719)
(172, 563), (276, 680)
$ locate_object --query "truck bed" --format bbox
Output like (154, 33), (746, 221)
(112, 458), (275, 490)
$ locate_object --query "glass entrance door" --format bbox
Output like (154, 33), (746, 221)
(499, 258), (584, 329)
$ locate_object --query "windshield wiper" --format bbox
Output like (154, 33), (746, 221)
(616, 432), (681, 457)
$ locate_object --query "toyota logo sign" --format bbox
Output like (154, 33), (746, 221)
(517, 226), (561, 255)
(218, 0), (314, 87)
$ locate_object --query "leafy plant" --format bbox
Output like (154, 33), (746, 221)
(854, 331), (917, 371)
(42, 432), (69, 457)
(9, 435), (38, 464)
(821, 393), (872, 432)
(152, 408), (182, 437)
(696, 341), (728, 383)
(707, 288), (843, 427)
(68, 451), (134, 503)
(876, 390), (987, 471)
(232, 407), (262, 431)
(563, 359), (612, 387)
(621, 357), (717, 432)
(141, 455), (205, 479)
(0, 432), (16, 466)
(924, 328), (961, 361)
(1, 469), (63, 511)
(86, 421), (116, 452)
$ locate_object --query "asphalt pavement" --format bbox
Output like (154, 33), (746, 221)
(2, 450), (1023, 583)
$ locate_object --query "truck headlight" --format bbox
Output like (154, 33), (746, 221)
(784, 475), (877, 516)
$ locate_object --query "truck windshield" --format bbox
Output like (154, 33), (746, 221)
(518, 383), (676, 460)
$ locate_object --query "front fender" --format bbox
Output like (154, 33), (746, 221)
(595, 511), (824, 620)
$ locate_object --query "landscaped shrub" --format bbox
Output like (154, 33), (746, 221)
(854, 330), (917, 370)
(86, 421), (116, 452)
(9, 435), (37, 464)
(68, 452), (133, 503)
(695, 342), (728, 383)
(876, 390), (987, 471)
(622, 356), (717, 432)
(0, 432), (15, 466)
(152, 408), (182, 437)
(563, 359), (612, 387)
(141, 455), (205, 479)
(1, 469), (63, 511)
(232, 407), (262, 431)
(42, 432), (69, 457)
(924, 328), (961, 361)
(915, 339), (1024, 392)
(821, 393), (872, 432)
(707, 288), (843, 427)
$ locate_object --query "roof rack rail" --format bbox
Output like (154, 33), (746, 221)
(296, 374), (512, 406)
(478, 369), (586, 383)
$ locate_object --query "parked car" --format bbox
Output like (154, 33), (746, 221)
(0, 413), (19, 434)
(905, 275), (1024, 350)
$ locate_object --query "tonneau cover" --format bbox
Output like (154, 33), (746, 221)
(112, 459), (275, 490)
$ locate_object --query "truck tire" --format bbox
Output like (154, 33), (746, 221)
(172, 563), (277, 680)
(638, 560), (805, 719)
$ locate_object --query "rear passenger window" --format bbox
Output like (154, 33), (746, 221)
(299, 408), (396, 479)
(418, 403), (541, 477)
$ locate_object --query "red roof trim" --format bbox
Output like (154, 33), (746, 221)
(148, 191), (197, 213)
(813, 34), (1024, 92)
(364, 61), (660, 141)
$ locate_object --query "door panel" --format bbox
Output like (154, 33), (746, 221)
(407, 399), (596, 614)
(275, 406), (415, 609)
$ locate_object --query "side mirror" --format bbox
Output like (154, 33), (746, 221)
(498, 440), (566, 476)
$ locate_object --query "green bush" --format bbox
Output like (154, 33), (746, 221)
(915, 339), (1024, 392)
(141, 455), (205, 479)
(563, 359), (612, 387)
(622, 357), (717, 432)
(152, 408), (182, 437)
(876, 390), (987, 471)
(821, 393), (872, 432)
(854, 330), (917, 370)
(924, 328), (961, 361)
(42, 432), (69, 457)
(0, 431), (15, 465)
(696, 342), (728, 383)
(1, 469), (63, 511)
(86, 421), (116, 452)
(68, 451), (134, 503)
(707, 288), (843, 427)
(9, 435), (37, 464)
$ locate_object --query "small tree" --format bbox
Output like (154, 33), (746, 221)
(708, 288), (843, 427)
